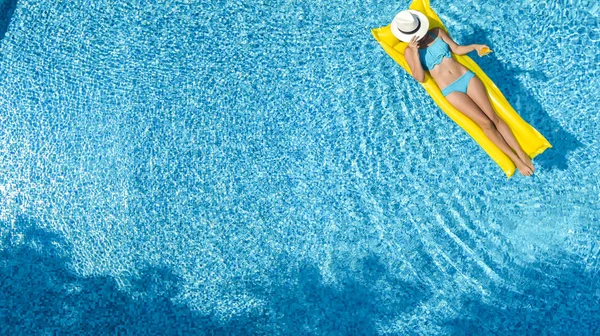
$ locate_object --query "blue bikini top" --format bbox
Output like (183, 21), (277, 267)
(418, 31), (452, 71)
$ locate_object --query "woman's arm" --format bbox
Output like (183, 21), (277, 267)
(404, 36), (425, 83)
(436, 28), (488, 56)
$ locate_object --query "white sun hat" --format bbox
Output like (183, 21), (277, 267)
(390, 10), (430, 42)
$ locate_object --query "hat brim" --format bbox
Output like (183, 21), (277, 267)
(390, 10), (430, 43)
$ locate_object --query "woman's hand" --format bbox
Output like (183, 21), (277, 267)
(403, 35), (425, 82)
(473, 44), (492, 56)
(407, 35), (420, 51)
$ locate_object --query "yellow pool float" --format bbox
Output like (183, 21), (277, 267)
(372, 0), (551, 177)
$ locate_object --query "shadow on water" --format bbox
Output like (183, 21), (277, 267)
(239, 252), (432, 335)
(469, 26), (582, 171)
(0, 215), (432, 334)
(441, 254), (600, 335)
(0, 0), (18, 40)
(3, 216), (598, 334)
(0, 215), (238, 335)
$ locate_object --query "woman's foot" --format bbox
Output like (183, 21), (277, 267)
(516, 158), (534, 176)
(517, 151), (535, 173)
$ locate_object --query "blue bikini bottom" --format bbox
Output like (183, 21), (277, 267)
(441, 71), (475, 97)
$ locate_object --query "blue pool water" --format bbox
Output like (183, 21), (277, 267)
(0, 0), (599, 334)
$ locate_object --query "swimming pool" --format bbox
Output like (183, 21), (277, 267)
(0, 0), (598, 334)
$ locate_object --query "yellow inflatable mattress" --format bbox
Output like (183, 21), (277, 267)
(372, 0), (551, 177)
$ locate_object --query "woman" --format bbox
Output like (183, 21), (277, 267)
(391, 10), (535, 176)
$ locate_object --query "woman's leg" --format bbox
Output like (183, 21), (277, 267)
(445, 91), (533, 176)
(465, 76), (534, 172)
